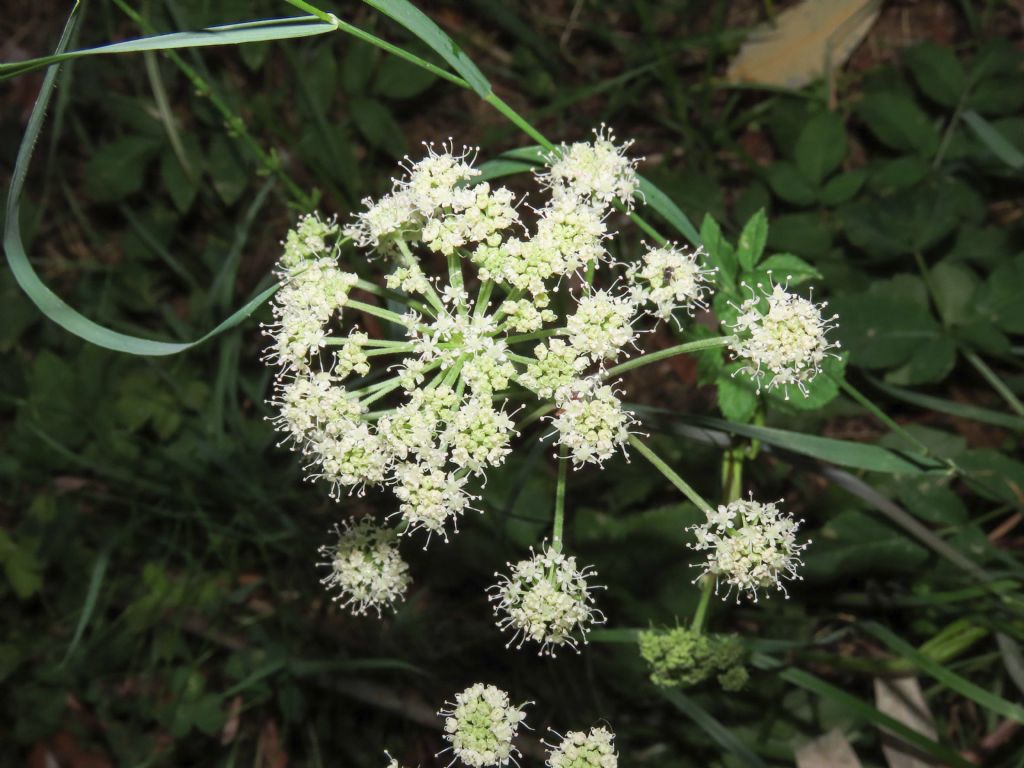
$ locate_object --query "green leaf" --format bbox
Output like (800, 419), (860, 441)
(765, 162), (817, 206)
(962, 110), (1024, 170)
(716, 365), (757, 423)
(884, 336), (957, 386)
(206, 134), (248, 206)
(374, 54), (438, 98)
(891, 477), (968, 525)
(804, 509), (929, 579)
(699, 214), (736, 287)
(868, 374), (1024, 432)
(904, 42), (967, 108)
(735, 209), (767, 271)
(752, 253), (822, 286)
(0, 532), (43, 600)
(832, 280), (942, 369)
(306, 44), (339, 105)
(857, 91), (940, 156)
(351, 97), (407, 158)
(930, 259), (978, 326)
(976, 254), (1024, 334)
(341, 39), (375, 96)
(638, 176), (701, 247)
(160, 134), (202, 213)
(680, 415), (939, 474)
(869, 155), (930, 191)
(362, 0), (492, 97)
(795, 111), (846, 185)
(819, 169), (866, 205)
(766, 212), (833, 256)
(768, 352), (846, 412)
(83, 136), (160, 203)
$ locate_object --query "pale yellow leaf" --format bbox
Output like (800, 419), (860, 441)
(873, 676), (942, 768)
(796, 728), (863, 768)
(726, 0), (882, 88)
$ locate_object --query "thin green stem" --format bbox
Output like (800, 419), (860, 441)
(324, 337), (410, 348)
(604, 336), (735, 379)
(447, 252), (466, 315)
(347, 299), (416, 328)
(690, 577), (715, 632)
(552, 444), (569, 552)
(395, 239), (445, 313)
(505, 328), (563, 345)
(517, 402), (555, 430)
(474, 280), (495, 318)
(628, 435), (715, 515)
(965, 351), (1024, 417)
(355, 278), (432, 316)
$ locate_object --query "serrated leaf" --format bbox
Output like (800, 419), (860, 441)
(736, 209), (768, 271)
(766, 161), (818, 206)
(856, 91), (940, 156)
(976, 254), (1024, 334)
(832, 282), (942, 369)
(83, 136), (160, 203)
(766, 212), (833, 256)
(752, 252), (822, 286)
(700, 214), (737, 288)
(820, 169), (866, 205)
(904, 42), (966, 108)
(351, 97), (407, 158)
(885, 336), (957, 386)
(207, 134), (247, 206)
(795, 111), (847, 185)
(717, 365), (758, 422)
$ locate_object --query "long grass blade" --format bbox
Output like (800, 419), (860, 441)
(661, 689), (768, 767)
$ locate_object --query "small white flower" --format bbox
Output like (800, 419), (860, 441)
(687, 496), (810, 602)
(311, 422), (390, 496)
(490, 546), (605, 655)
(333, 331), (371, 379)
(393, 460), (475, 544)
(446, 398), (515, 475)
(566, 290), (638, 365)
(271, 371), (363, 446)
(344, 188), (420, 251)
(438, 683), (529, 768)
(462, 340), (516, 396)
(727, 278), (839, 398)
(400, 142), (481, 215)
(520, 339), (585, 400)
(551, 382), (634, 466)
(317, 517), (411, 616)
(499, 298), (557, 334)
(545, 726), (618, 768)
(540, 124), (640, 210)
(628, 243), (714, 322)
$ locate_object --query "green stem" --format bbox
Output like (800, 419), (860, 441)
(395, 239), (445, 313)
(517, 402), (555, 430)
(604, 336), (735, 379)
(474, 280), (495, 319)
(690, 577), (715, 632)
(505, 328), (563, 345)
(324, 337), (410, 348)
(628, 435), (715, 515)
(552, 444), (569, 552)
(347, 299), (416, 328)
(964, 351), (1024, 417)
(447, 252), (466, 315)
(355, 278), (433, 316)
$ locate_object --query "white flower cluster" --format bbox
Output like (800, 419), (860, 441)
(439, 684), (529, 768)
(545, 727), (618, 768)
(728, 277), (839, 398)
(490, 546), (605, 655)
(688, 497), (809, 602)
(317, 517), (411, 616)
(263, 133), (834, 621)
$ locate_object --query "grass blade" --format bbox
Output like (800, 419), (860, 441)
(3, 7), (280, 355)
(681, 414), (940, 474)
(867, 374), (1024, 432)
(60, 549), (110, 666)
(752, 655), (974, 768)
(962, 110), (1024, 170)
(0, 16), (335, 80)
(661, 689), (768, 767)
(862, 622), (1024, 725)
(362, 0), (492, 97)
(637, 176), (701, 247)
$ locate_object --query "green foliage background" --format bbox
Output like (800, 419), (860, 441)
(2, 1), (1024, 766)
